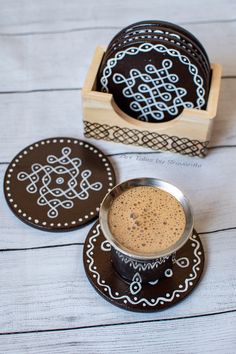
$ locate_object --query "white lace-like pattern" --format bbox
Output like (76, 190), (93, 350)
(113, 59), (194, 121)
(86, 224), (202, 307)
(100, 43), (205, 121)
(115, 249), (171, 271)
(17, 147), (102, 218)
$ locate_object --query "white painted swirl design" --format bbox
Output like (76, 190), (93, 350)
(86, 224), (202, 307)
(115, 249), (171, 271)
(113, 59), (194, 121)
(100, 42), (205, 121)
(17, 147), (103, 218)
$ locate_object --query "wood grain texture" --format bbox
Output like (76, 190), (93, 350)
(0, 21), (235, 94)
(0, 230), (235, 334)
(0, 0), (235, 34)
(0, 312), (236, 354)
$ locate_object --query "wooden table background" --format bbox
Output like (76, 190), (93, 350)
(0, 1), (236, 352)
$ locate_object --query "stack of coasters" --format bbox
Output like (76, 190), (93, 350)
(97, 20), (211, 123)
(4, 138), (116, 232)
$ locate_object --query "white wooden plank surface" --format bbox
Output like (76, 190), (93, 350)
(0, 21), (235, 94)
(0, 312), (236, 354)
(0, 230), (235, 333)
(0, 0), (236, 352)
(0, 0), (235, 34)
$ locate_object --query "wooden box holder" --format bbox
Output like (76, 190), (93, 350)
(82, 46), (222, 157)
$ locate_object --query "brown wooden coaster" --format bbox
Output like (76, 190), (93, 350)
(106, 35), (210, 93)
(101, 20), (210, 86)
(109, 31), (210, 79)
(98, 42), (208, 122)
(121, 20), (210, 64)
(83, 221), (204, 312)
(4, 138), (116, 232)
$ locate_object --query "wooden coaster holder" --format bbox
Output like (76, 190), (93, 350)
(82, 46), (222, 157)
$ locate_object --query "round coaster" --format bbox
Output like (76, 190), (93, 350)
(104, 20), (210, 80)
(101, 37), (209, 112)
(108, 32), (210, 81)
(111, 28), (210, 75)
(98, 41), (207, 122)
(83, 221), (204, 312)
(4, 138), (116, 232)
(122, 20), (210, 64)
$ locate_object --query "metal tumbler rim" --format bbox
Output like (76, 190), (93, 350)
(99, 177), (194, 260)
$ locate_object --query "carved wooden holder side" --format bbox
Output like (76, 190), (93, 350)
(82, 46), (222, 157)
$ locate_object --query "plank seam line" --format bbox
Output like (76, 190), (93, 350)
(221, 75), (236, 79)
(107, 146), (236, 156)
(0, 227), (235, 252)
(0, 18), (235, 37)
(1, 144), (236, 167)
(0, 242), (84, 252)
(198, 226), (236, 235)
(0, 87), (82, 95)
(0, 76), (234, 95)
(0, 308), (235, 336)
(1, 145), (236, 168)
(208, 145), (236, 150)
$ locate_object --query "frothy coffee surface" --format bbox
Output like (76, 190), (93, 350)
(108, 186), (186, 255)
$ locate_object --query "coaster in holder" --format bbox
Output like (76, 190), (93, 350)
(99, 41), (208, 122)
(97, 20), (212, 124)
(101, 20), (210, 79)
(4, 138), (116, 232)
(110, 29), (210, 77)
(120, 20), (210, 64)
(108, 33), (210, 85)
(83, 221), (204, 312)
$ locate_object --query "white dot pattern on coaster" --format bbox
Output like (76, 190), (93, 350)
(4, 138), (116, 231)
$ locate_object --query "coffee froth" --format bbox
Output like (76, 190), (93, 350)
(108, 186), (186, 255)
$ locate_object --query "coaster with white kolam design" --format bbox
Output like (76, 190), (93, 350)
(108, 32), (210, 84)
(105, 26), (210, 78)
(82, 20), (221, 157)
(98, 42), (208, 122)
(83, 221), (204, 312)
(110, 20), (210, 64)
(4, 137), (116, 232)
(97, 21), (211, 123)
